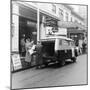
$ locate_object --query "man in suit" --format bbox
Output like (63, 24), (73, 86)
(35, 42), (43, 69)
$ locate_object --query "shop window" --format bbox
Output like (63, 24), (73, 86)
(52, 4), (56, 13)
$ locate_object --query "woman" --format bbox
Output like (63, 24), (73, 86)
(25, 38), (34, 66)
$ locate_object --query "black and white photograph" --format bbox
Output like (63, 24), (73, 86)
(11, 0), (88, 89)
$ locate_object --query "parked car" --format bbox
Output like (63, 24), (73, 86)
(40, 36), (78, 66)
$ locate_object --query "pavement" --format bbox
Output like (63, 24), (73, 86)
(11, 54), (88, 89)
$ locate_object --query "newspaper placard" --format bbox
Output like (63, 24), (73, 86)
(12, 54), (22, 70)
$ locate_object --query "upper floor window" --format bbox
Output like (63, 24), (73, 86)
(66, 12), (69, 22)
(59, 8), (63, 16)
(52, 4), (56, 13)
(80, 23), (82, 25)
(71, 17), (72, 22)
(58, 8), (63, 20)
(75, 20), (78, 23)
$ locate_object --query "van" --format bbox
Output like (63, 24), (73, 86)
(41, 36), (78, 66)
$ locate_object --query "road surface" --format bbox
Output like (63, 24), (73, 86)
(12, 54), (87, 89)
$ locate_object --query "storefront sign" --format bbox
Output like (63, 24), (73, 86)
(45, 27), (53, 35)
(12, 54), (22, 70)
(45, 26), (58, 35)
(58, 28), (67, 36)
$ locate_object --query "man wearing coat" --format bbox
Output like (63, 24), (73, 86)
(35, 42), (43, 69)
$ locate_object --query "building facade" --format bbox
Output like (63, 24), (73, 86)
(11, 1), (87, 70)
(12, 1), (87, 53)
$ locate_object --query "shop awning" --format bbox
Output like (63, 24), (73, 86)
(67, 29), (85, 34)
(58, 21), (86, 30)
(75, 23), (87, 30)
(58, 21), (77, 28)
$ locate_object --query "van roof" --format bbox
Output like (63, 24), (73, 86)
(47, 36), (74, 41)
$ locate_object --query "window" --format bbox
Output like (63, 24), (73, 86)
(71, 17), (72, 22)
(75, 20), (78, 23)
(52, 4), (56, 13)
(58, 8), (63, 20)
(80, 23), (82, 25)
(66, 12), (69, 22)
(59, 8), (63, 16)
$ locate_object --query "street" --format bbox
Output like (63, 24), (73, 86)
(12, 54), (87, 89)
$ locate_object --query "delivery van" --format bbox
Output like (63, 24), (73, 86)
(41, 36), (78, 66)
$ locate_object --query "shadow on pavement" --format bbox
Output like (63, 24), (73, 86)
(42, 61), (75, 69)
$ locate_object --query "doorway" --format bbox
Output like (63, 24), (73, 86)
(19, 16), (37, 56)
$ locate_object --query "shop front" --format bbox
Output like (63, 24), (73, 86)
(11, 2), (60, 71)
(67, 28), (85, 46)
(19, 16), (37, 56)
(11, 2), (38, 71)
(58, 21), (86, 46)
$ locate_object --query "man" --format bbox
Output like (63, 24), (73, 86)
(79, 40), (83, 54)
(35, 42), (43, 69)
(82, 41), (86, 54)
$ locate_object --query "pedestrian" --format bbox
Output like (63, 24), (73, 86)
(28, 40), (37, 66)
(75, 40), (79, 56)
(82, 41), (86, 54)
(79, 40), (82, 54)
(35, 42), (43, 69)
(75, 40), (79, 47)
(25, 38), (34, 66)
